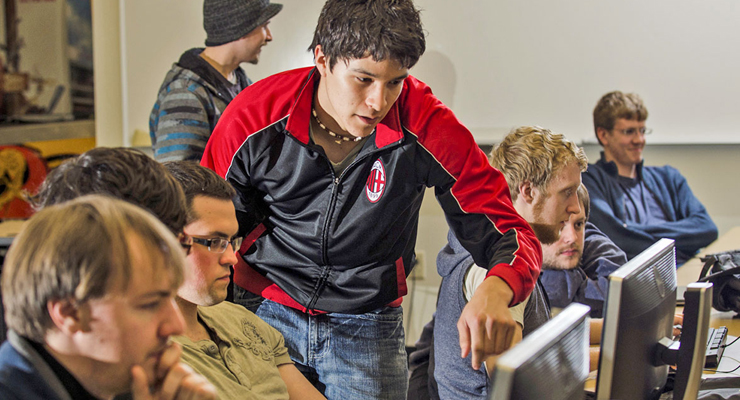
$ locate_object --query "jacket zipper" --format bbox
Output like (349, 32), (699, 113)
(305, 147), (388, 310)
(307, 173), (339, 310)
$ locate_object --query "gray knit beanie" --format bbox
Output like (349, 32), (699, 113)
(203, 0), (283, 47)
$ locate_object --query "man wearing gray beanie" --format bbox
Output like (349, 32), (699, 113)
(150, 0), (282, 162)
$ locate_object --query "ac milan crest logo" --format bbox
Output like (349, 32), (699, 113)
(365, 159), (386, 203)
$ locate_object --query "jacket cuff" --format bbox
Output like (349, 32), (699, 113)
(485, 263), (530, 307)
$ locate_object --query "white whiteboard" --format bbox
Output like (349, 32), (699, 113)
(411, 0), (740, 144)
(123, 0), (740, 145)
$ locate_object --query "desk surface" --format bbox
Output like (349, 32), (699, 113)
(710, 310), (740, 331)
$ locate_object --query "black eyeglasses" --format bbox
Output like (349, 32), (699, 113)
(613, 127), (652, 137)
(188, 236), (243, 253)
(178, 234), (193, 254)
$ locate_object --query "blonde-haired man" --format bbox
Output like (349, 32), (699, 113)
(489, 125), (588, 244)
(433, 126), (587, 400)
(0, 196), (216, 400)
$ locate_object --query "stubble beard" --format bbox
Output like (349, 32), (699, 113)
(529, 197), (561, 245)
(542, 249), (581, 270)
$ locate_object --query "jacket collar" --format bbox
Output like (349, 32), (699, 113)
(7, 331), (77, 400)
(176, 48), (248, 102)
(285, 68), (405, 148)
(597, 151), (645, 180)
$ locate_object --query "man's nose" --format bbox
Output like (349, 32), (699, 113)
(366, 84), (388, 112)
(159, 298), (185, 338)
(566, 193), (580, 215)
(221, 243), (239, 266)
(561, 223), (577, 244)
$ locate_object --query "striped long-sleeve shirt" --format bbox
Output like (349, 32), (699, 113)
(149, 48), (250, 162)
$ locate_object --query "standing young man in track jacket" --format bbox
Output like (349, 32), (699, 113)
(201, 0), (541, 398)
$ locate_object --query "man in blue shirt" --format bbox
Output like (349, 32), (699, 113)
(582, 91), (717, 265)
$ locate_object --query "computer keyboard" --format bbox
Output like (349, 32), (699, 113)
(705, 326), (728, 368)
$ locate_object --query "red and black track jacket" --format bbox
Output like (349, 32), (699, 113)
(202, 67), (541, 314)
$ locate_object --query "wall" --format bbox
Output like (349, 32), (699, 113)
(412, 0), (740, 145)
(91, 0), (122, 146)
(108, 0), (740, 146)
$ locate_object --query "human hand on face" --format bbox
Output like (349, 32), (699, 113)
(131, 342), (217, 400)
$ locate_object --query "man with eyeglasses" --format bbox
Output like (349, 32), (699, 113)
(582, 91), (717, 265)
(164, 161), (326, 399)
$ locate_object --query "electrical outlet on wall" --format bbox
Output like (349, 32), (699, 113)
(409, 250), (426, 280)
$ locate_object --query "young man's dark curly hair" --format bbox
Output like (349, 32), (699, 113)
(309, 0), (426, 71)
(163, 160), (236, 225)
(33, 147), (187, 234)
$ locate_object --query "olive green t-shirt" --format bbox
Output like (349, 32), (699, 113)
(173, 301), (294, 399)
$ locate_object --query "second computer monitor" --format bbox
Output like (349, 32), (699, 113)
(489, 302), (591, 400)
(596, 238), (711, 400)
(597, 238), (677, 399)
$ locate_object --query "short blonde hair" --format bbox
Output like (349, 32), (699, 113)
(490, 126), (588, 202)
(2, 195), (185, 342)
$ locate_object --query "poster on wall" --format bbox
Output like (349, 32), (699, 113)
(65, 0), (93, 119)
(0, 0), (93, 124)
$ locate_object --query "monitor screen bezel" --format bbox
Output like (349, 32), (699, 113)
(490, 302), (591, 400)
(596, 238), (677, 399)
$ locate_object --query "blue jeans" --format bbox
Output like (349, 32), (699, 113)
(233, 285), (408, 400)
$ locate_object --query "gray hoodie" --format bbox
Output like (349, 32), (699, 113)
(433, 230), (550, 399)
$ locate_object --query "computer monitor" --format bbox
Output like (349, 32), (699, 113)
(488, 303), (591, 400)
(671, 282), (713, 398)
(596, 238), (712, 400)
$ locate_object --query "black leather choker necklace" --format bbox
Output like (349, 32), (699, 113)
(312, 109), (363, 144)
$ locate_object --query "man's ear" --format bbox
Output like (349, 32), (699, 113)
(518, 181), (535, 204)
(314, 45), (328, 77)
(47, 299), (87, 334)
(596, 127), (610, 146)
